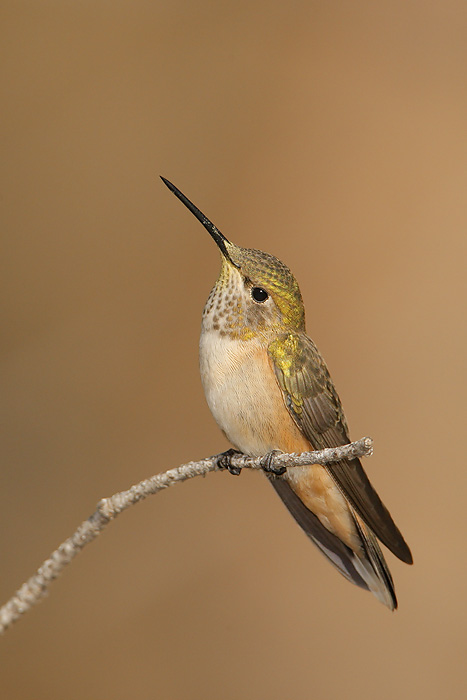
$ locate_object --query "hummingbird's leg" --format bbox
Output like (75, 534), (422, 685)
(260, 450), (286, 476)
(216, 448), (244, 476)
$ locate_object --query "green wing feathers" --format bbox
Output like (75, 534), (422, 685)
(268, 333), (413, 565)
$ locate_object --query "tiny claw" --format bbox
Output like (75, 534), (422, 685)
(217, 449), (243, 476)
(260, 450), (286, 475)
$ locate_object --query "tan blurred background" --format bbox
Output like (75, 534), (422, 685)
(1, 2), (466, 698)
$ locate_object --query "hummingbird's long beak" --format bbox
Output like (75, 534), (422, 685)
(161, 177), (236, 264)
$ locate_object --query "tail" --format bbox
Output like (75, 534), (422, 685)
(352, 513), (397, 610)
(270, 477), (397, 610)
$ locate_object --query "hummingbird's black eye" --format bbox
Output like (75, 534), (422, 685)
(251, 287), (269, 303)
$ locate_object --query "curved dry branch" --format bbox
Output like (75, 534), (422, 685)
(0, 437), (372, 634)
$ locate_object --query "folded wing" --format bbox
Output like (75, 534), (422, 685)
(268, 332), (412, 564)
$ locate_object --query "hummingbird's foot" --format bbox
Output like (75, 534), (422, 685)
(260, 450), (286, 476)
(216, 449), (244, 476)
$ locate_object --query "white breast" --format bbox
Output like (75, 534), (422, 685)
(199, 330), (287, 456)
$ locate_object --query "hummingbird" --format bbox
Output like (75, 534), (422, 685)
(161, 177), (413, 610)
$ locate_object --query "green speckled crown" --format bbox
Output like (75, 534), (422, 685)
(161, 177), (306, 334)
(226, 243), (305, 331)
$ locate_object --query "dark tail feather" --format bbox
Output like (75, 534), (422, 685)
(353, 514), (398, 610)
(269, 476), (397, 609)
(269, 477), (369, 590)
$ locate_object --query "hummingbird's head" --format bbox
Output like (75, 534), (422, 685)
(161, 178), (306, 340)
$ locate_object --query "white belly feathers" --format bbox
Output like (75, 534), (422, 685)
(199, 331), (286, 456)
